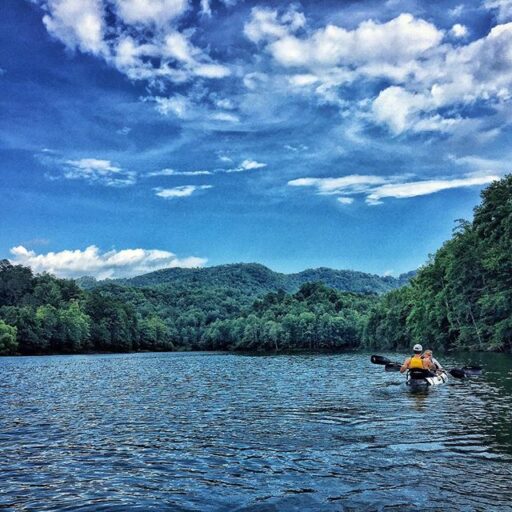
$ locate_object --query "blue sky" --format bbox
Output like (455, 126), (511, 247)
(1, 0), (511, 279)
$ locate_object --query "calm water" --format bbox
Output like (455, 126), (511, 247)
(1, 352), (512, 511)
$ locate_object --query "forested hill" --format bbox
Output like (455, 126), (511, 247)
(2, 175), (510, 356)
(363, 174), (512, 353)
(78, 263), (413, 296)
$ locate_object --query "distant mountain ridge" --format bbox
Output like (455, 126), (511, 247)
(77, 263), (415, 296)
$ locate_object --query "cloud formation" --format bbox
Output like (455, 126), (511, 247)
(154, 185), (213, 198)
(35, 0), (230, 87)
(10, 245), (206, 279)
(245, 6), (512, 135)
(62, 158), (136, 186)
(224, 159), (267, 173)
(34, 1), (512, 140)
(148, 168), (213, 177)
(288, 173), (499, 205)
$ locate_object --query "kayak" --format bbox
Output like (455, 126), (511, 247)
(406, 369), (448, 388)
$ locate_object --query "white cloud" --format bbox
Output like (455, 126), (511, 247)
(239, 159), (267, 170)
(34, 0), (229, 90)
(217, 154), (233, 163)
(244, 6), (305, 44)
(485, 0), (512, 21)
(288, 173), (499, 205)
(266, 13), (442, 68)
(42, 0), (106, 55)
(288, 175), (387, 195)
(200, 0), (211, 17)
(9, 245), (206, 279)
(148, 168), (212, 177)
(244, 7), (512, 136)
(449, 4), (465, 17)
(451, 23), (468, 38)
(449, 154), (511, 174)
(210, 112), (240, 123)
(153, 95), (190, 118)
(194, 63), (231, 78)
(224, 159), (267, 173)
(113, 0), (188, 26)
(284, 144), (308, 152)
(288, 74), (318, 87)
(116, 126), (131, 135)
(365, 175), (499, 204)
(62, 158), (136, 186)
(243, 72), (268, 90)
(154, 185), (213, 198)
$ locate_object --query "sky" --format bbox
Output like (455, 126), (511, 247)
(1, 0), (511, 279)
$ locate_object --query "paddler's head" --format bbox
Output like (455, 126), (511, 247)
(413, 343), (422, 354)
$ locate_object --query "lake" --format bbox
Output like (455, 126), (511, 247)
(1, 351), (512, 511)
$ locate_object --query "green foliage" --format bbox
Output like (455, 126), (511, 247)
(88, 262), (410, 296)
(364, 174), (512, 353)
(201, 283), (378, 352)
(1, 175), (509, 355)
(0, 319), (17, 355)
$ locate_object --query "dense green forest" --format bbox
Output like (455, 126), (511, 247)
(79, 263), (413, 295)
(363, 174), (512, 353)
(0, 260), (378, 355)
(1, 174), (510, 356)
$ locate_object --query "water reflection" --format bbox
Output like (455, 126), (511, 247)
(0, 351), (511, 511)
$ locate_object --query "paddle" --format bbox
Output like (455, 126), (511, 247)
(371, 355), (482, 379)
(385, 362), (402, 372)
(370, 355), (402, 372)
(450, 366), (483, 379)
(371, 355), (396, 365)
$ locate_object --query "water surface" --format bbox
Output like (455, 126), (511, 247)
(1, 351), (512, 511)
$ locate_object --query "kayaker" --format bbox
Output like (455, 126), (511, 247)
(423, 350), (443, 372)
(400, 344), (427, 373)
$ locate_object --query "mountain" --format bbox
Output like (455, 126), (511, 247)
(77, 263), (413, 296)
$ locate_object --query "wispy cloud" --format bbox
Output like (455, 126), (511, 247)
(154, 185), (213, 199)
(224, 159), (267, 173)
(449, 154), (511, 174)
(10, 245), (207, 279)
(147, 168), (213, 177)
(288, 175), (387, 195)
(365, 176), (499, 205)
(56, 158), (136, 187)
(288, 174), (499, 205)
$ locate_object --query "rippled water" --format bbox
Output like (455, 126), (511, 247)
(1, 352), (512, 511)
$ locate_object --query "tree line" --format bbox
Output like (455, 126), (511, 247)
(0, 260), (376, 355)
(1, 174), (510, 356)
(363, 174), (512, 353)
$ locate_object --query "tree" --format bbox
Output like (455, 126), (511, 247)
(0, 320), (17, 355)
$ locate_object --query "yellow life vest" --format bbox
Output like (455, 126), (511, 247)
(409, 354), (424, 369)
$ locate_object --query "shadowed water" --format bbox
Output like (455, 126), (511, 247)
(1, 352), (512, 511)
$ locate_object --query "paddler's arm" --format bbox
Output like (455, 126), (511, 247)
(400, 358), (410, 373)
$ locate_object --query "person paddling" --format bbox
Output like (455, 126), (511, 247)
(400, 344), (427, 373)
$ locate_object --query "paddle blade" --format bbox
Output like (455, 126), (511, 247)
(385, 362), (401, 372)
(450, 368), (467, 379)
(462, 366), (483, 376)
(371, 355), (391, 365)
